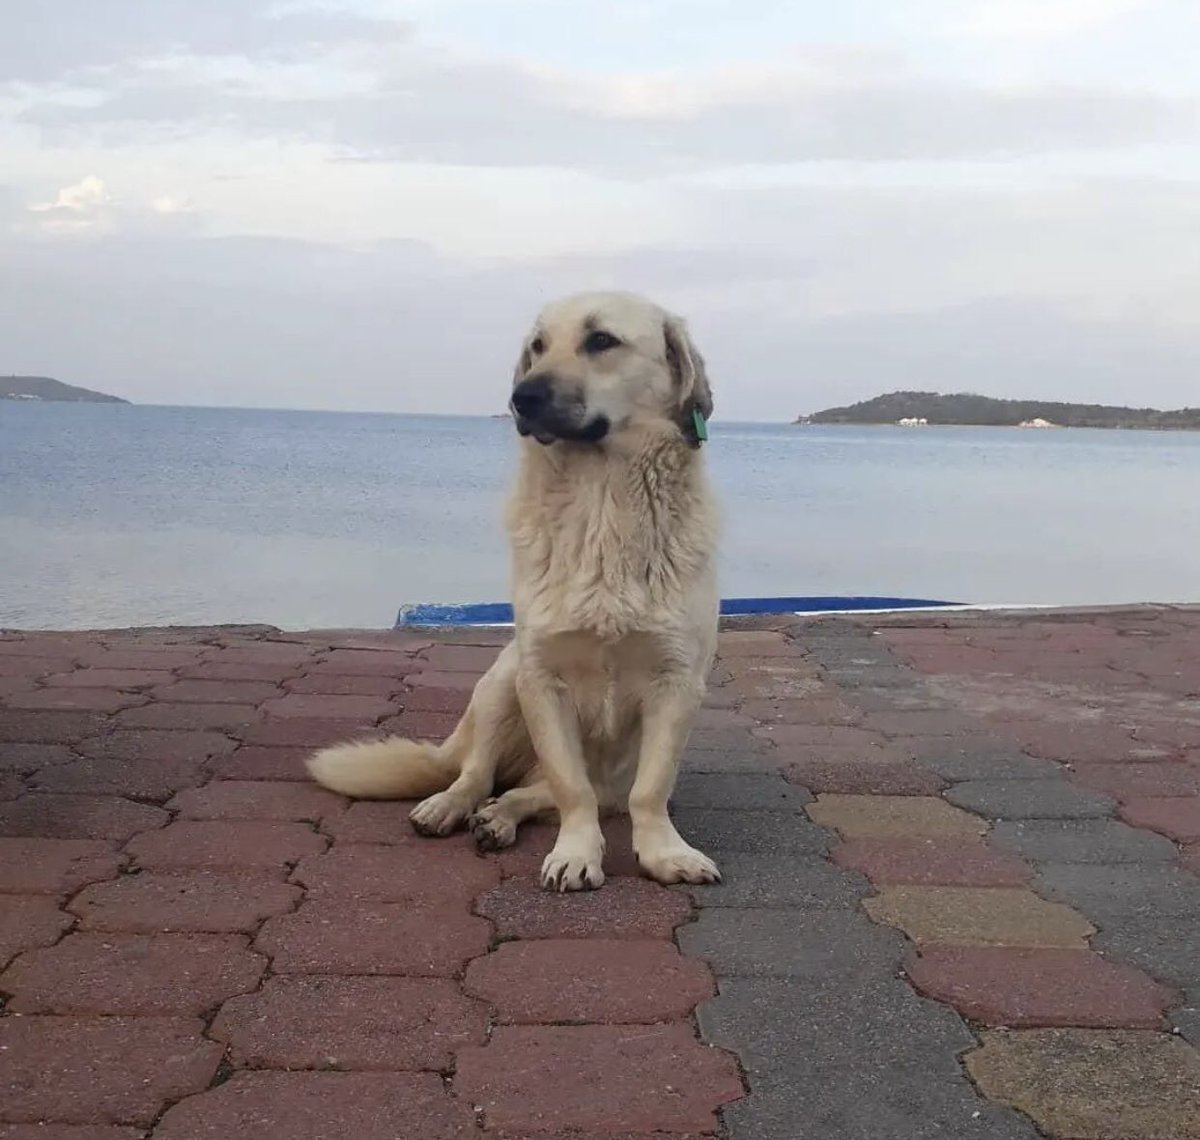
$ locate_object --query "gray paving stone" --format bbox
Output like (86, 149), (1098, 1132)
(720, 1079), (1041, 1140)
(672, 807), (830, 856)
(823, 666), (916, 690)
(1172, 1003), (1200, 1047)
(681, 748), (780, 774)
(680, 907), (904, 979)
(1093, 923), (1200, 991)
(919, 749), (1061, 782)
(703, 978), (1040, 1140)
(675, 853), (870, 910)
(671, 771), (812, 811)
(1035, 863), (1200, 920)
(945, 778), (1115, 820)
(991, 818), (1179, 864)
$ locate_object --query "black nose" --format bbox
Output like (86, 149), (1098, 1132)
(511, 376), (553, 419)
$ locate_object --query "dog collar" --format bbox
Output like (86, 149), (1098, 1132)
(691, 406), (709, 444)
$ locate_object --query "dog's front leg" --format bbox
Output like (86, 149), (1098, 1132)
(516, 668), (605, 891)
(630, 681), (721, 885)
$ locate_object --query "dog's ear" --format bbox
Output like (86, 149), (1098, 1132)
(664, 315), (713, 445)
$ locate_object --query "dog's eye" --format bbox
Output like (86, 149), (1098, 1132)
(530, 336), (545, 355)
(583, 330), (621, 354)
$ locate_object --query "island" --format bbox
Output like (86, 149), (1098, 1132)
(1, 376), (129, 403)
(799, 391), (1200, 431)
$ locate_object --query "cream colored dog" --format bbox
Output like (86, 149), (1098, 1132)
(308, 291), (720, 891)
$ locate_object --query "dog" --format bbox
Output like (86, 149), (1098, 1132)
(308, 290), (721, 891)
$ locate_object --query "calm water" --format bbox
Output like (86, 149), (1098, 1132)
(3, 402), (1199, 630)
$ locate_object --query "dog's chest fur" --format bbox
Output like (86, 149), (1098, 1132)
(506, 431), (718, 642)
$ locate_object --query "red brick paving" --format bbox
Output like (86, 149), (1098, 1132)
(255, 900), (491, 975)
(905, 947), (1175, 1028)
(168, 779), (345, 821)
(125, 819), (327, 871)
(5, 618), (1200, 1135)
(0, 895), (72, 966)
(0, 1016), (221, 1126)
(0, 837), (123, 893)
(70, 871), (301, 933)
(476, 876), (692, 940)
(1, 932), (265, 1015)
(465, 939), (714, 1023)
(456, 1023), (742, 1133)
(832, 838), (1033, 886)
(210, 975), (488, 1069)
(152, 1072), (479, 1140)
(1120, 796), (1200, 842)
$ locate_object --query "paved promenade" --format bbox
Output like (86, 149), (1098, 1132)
(1, 606), (1199, 1138)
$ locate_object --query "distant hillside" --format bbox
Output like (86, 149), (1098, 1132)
(1, 376), (129, 404)
(802, 391), (1200, 430)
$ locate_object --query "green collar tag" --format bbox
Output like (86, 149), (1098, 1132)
(692, 407), (709, 443)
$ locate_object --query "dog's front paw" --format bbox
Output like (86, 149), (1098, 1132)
(469, 798), (517, 852)
(541, 844), (605, 892)
(637, 842), (721, 886)
(409, 790), (471, 837)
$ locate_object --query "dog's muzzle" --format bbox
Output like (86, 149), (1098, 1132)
(511, 376), (609, 445)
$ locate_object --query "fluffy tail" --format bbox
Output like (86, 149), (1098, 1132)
(307, 736), (456, 800)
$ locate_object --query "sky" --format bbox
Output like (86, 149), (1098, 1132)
(1, 0), (1198, 419)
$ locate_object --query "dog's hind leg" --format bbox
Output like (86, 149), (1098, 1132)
(468, 774), (555, 852)
(409, 643), (531, 837)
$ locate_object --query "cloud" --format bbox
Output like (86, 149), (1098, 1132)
(16, 44), (1196, 173)
(27, 175), (117, 233)
(953, 0), (1151, 39)
(0, 1), (410, 84)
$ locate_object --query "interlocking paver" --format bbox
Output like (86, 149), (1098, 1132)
(784, 758), (946, 795)
(114, 701), (260, 731)
(0, 1016), (221, 1127)
(671, 770), (810, 810)
(211, 975), (487, 1069)
(28, 754), (205, 800)
(256, 900), (490, 974)
(966, 1029), (1200, 1139)
(153, 1071), (479, 1139)
(1121, 796), (1200, 842)
(680, 907), (904, 978)
(292, 842), (500, 904)
(990, 818), (1180, 864)
(832, 837), (1031, 886)
(0, 895), (72, 967)
(1, 931), (265, 1015)
(806, 794), (987, 839)
(210, 744), (309, 780)
(9, 615), (1200, 1140)
(945, 778), (1115, 819)
(700, 976), (1040, 1140)
(455, 1023), (742, 1133)
(71, 871), (300, 933)
(465, 939), (714, 1023)
(669, 806), (829, 854)
(477, 876), (691, 940)
(0, 837), (123, 893)
(905, 947), (1175, 1028)
(864, 886), (1094, 947)
(0, 794), (167, 840)
(168, 779), (345, 821)
(126, 819), (326, 870)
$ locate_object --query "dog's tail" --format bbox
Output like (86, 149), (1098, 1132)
(307, 734), (458, 800)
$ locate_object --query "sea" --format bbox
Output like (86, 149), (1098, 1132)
(3, 402), (1200, 631)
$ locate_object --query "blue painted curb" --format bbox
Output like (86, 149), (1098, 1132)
(395, 595), (958, 628)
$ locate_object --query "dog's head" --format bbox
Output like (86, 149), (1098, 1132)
(509, 291), (713, 447)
